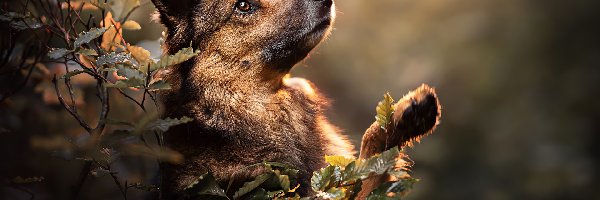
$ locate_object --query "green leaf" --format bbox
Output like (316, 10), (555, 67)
(243, 188), (269, 200)
(325, 155), (355, 167)
(367, 178), (418, 200)
(375, 92), (395, 131)
(148, 46), (200, 72)
(233, 173), (273, 199)
(316, 187), (345, 200)
(147, 80), (172, 91)
(144, 117), (193, 133)
(183, 172), (229, 200)
(311, 166), (340, 192)
(48, 48), (71, 59)
(96, 52), (138, 67)
(61, 70), (86, 79)
(74, 27), (107, 47)
(78, 48), (98, 56)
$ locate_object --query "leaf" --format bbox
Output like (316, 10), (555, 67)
(316, 187), (345, 200)
(0, 12), (24, 21)
(148, 46), (200, 72)
(367, 178), (418, 200)
(183, 172), (229, 200)
(311, 166), (340, 192)
(74, 27), (107, 47)
(109, 0), (141, 21)
(10, 18), (43, 30)
(147, 80), (172, 91)
(106, 79), (145, 89)
(233, 173), (273, 199)
(61, 70), (86, 79)
(375, 92), (395, 131)
(355, 147), (400, 177)
(143, 117), (193, 133)
(78, 48), (98, 56)
(96, 52), (137, 67)
(325, 155), (355, 167)
(122, 20), (141, 30)
(48, 48), (71, 59)
(127, 44), (152, 66)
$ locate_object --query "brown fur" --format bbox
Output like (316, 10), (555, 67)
(151, 0), (441, 199)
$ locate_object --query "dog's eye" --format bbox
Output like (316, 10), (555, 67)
(235, 1), (252, 13)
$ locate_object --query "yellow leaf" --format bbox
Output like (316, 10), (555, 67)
(127, 44), (151, 66)
(101, 13), (123, 51)
(325, 155), (355, 167)
(122, 20), (141, 30)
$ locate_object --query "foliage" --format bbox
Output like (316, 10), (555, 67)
(375, 93), (395, 131)
(1, 0), (419, 199)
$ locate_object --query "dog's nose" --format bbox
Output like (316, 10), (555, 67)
(312, 0), (333, 8)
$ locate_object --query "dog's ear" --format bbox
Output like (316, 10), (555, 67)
(151, 0), (194, 28)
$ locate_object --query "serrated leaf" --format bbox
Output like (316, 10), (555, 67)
(234, 173), (273, 199)
(10, 18), (43, 30)
(148, 46), (200, 72)
(96, 52), (138, 67)
(127, 44), (152, 66)
(106, 78), (145, 89)
(183, 172), (228, 200)
(311, 165), (340, 192)
(122, 20), (141, 30)
(375, 93), (395, 131)
(367, 178), (417, 200)
(316, 187), (345, 200)
(78, 48), (98, 56)
(147, 80), (171, 91)
(115, 65), (144, 80)
(143, 117), (193, 133)
(325, 155), (355, 167)
(61, 70), (86, 79)
(48, 48), (71, 59)
(74, 27), (107, 47)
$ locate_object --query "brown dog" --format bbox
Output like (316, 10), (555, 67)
(150, 0), (441, 198)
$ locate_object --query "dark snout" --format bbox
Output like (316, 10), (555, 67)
(308, 0), (334, 21)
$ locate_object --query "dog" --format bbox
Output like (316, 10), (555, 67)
(150, 0), (441, 198)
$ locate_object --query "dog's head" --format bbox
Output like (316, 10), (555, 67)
(152, 0), (335, 75)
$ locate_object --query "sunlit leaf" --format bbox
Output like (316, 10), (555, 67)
(127, 44), (152, 67)
(375, 93), (395, 131)
(96, 52), (137, 67)
(325, 155), (355, 167)
(48, 48), (71, 59)
(311, 165), (340, 191)
(148, 46), (200, 72)
(122, 20), (141, 30)
(74, 27), (107, 47)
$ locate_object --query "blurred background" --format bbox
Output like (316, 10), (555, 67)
(1, 0), (599, 199)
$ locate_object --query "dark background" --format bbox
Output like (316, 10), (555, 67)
(1, 0), (599, 199)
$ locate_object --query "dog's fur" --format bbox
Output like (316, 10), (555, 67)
(151, 0), (441, 198)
